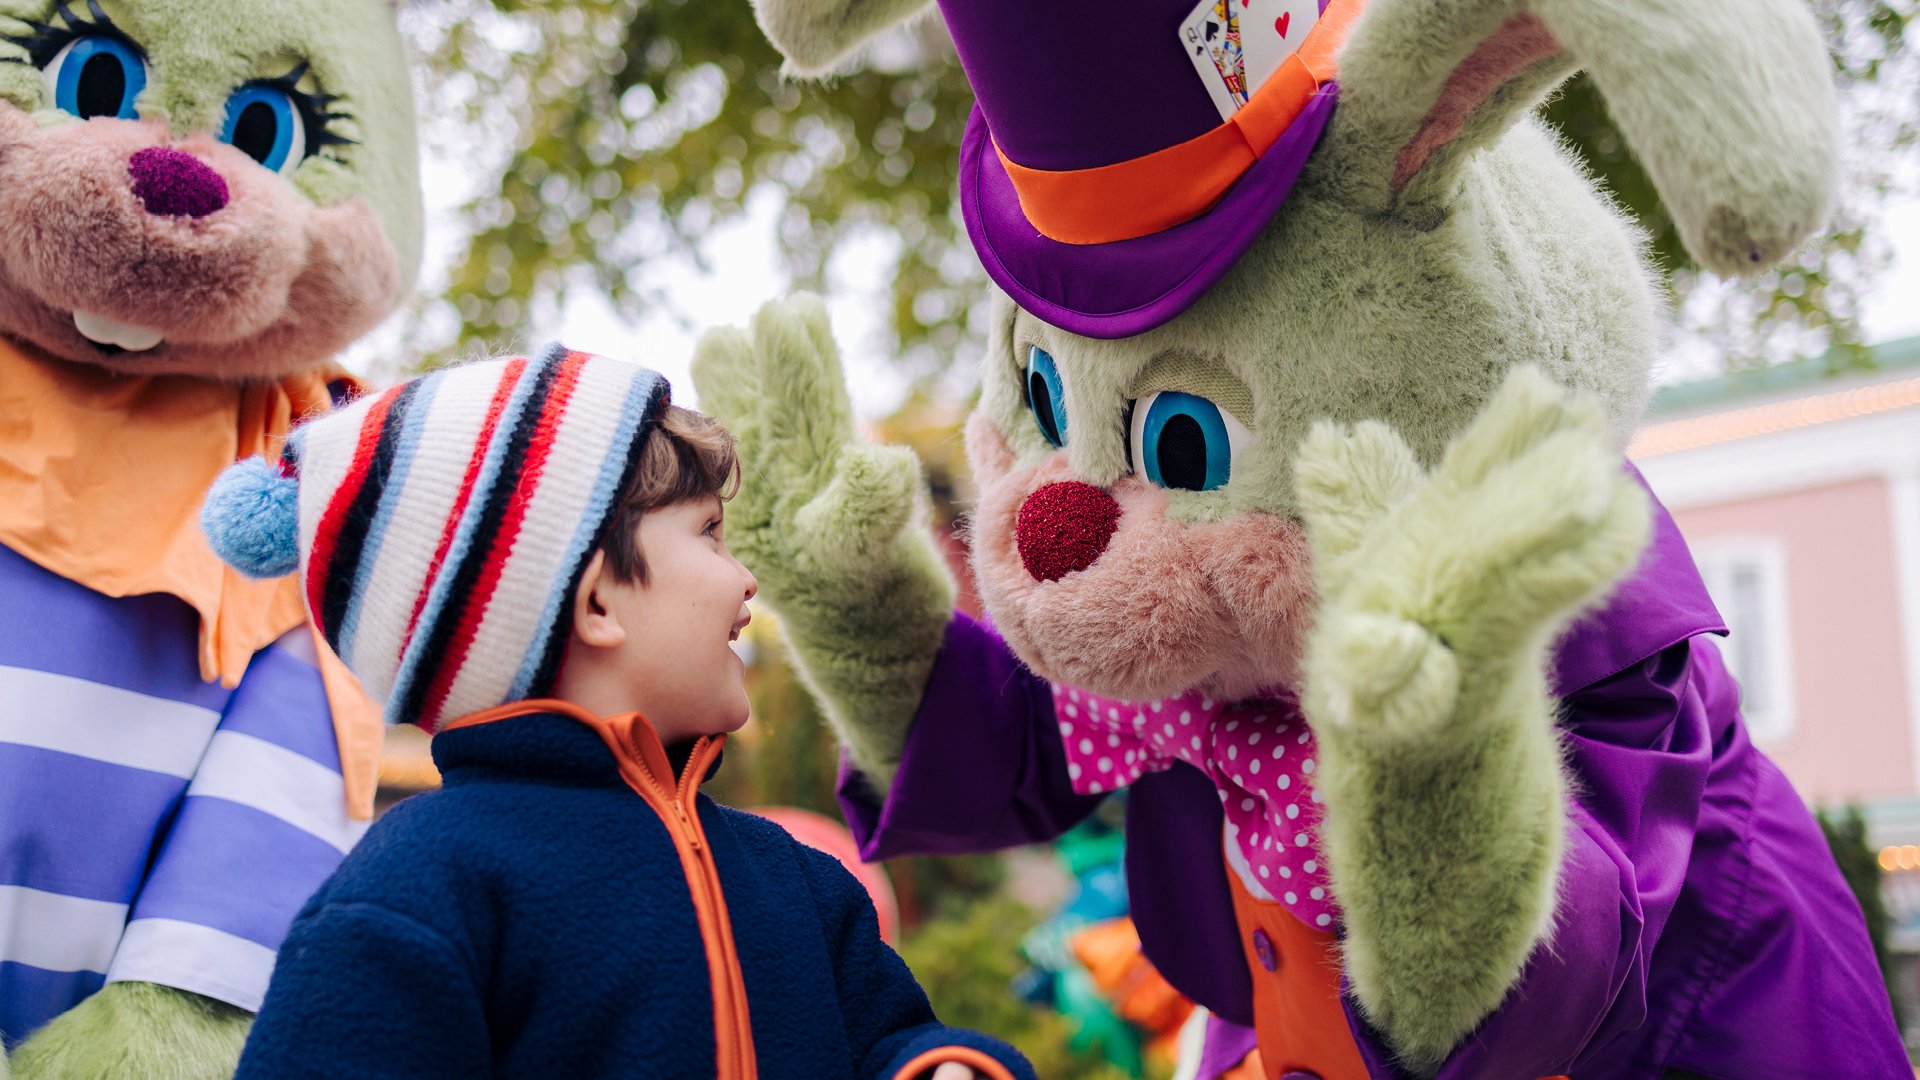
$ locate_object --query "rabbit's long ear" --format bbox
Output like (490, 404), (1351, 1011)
(752, 0), (937, 76)
(1323, 0), (1837, 277)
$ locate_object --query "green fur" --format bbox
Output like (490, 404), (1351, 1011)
(737, 0), (1840, 1064)
(692, 294), (956, 784)
(981, 121), (1661, 529)
(0, 0), (423, 287)
(1294, 367), (1649, 1073)
(8, 982), (249, 1080)
(1322, 0), (1836, 276)
(749, 0), (936, 76)
(1124, 351), (1255, 428)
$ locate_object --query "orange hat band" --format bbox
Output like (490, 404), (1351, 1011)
(996, 0), (1360, 247)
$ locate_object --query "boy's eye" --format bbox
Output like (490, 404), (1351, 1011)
(1024, 346), (1067, 449)
(1127, 391), (1250, 492)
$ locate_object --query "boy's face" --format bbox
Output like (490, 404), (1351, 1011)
(589, 495), (758, 743)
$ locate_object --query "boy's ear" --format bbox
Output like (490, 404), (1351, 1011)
(571, 550), (629, 650)
(1324, 0), (1836, 277)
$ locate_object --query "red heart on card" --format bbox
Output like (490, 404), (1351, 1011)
(1275, 12), (1291, 37)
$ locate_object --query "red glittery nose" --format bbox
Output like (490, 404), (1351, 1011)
(129, 147), (229, 218)
(1016, 481), (1121, 582)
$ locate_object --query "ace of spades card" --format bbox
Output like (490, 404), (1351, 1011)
(1180, 0), (1322, 121)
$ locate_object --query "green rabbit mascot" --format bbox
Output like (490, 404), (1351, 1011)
(0, 1), (420, 1075)
(695, 0), (1909, 1075)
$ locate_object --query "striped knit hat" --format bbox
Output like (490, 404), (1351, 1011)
(200, 345), (669, 731)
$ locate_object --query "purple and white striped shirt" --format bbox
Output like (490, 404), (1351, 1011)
(0, 541), (363, 1046)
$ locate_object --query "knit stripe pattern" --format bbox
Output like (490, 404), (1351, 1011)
(290, 347), (666, 731)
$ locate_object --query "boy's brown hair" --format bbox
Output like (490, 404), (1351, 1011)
(597, 405), (740, 584)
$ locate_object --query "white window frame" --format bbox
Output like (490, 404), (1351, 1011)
(1693, 536), (1797, 743)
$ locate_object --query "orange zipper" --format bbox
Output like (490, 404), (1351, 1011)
(442, 700), (758, 1079)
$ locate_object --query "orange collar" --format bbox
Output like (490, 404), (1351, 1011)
(440, 698), (726, 805)
(0, 336), (380, 819)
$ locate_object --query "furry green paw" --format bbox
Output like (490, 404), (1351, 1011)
(691, 294), (955, 782)
(9, 982), (250, 1080)
(1298, 365), (1650, 745)
(1294, 367), (1651, 1070)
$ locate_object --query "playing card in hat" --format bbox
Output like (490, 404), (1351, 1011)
(1179, 0), (1249, 120)
(1239, 0), (1321, 97)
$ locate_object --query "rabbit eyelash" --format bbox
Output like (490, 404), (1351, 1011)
(253, 59), (359, 160)
(3, 0), (140, 67)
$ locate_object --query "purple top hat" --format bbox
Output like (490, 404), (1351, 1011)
(944, 0), (1356, 338)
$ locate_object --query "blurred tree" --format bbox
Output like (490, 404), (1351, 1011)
(1817, 805), (1902, 1027)
(404, 0), (1917, 381)
(403, 0), (977, 379)
(897, 895), (1165, 1080)
(1546, 1), (1918, 371)
(708, 614), (1008, 929)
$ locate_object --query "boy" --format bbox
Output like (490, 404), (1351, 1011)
(200, 347), (1030, 1080)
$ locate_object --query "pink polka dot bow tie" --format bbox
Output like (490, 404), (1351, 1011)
(1051, 683), (1340, 929)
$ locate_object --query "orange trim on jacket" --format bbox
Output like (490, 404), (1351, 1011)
(994, 0), (1362, 246)
(889, 1045), (1016, 1080)
(442, 699), (758, 1080)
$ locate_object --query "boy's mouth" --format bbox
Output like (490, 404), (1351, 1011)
(729, 613), (751, 642)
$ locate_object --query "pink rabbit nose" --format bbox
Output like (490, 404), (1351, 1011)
(1016, 481), (1121, 582)
(128, 147), (229, 218)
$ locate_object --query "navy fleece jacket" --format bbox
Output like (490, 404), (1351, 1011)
(235, 711), (1034, 1080)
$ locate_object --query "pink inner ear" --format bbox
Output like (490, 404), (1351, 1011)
(1390, 12), (1563, 191)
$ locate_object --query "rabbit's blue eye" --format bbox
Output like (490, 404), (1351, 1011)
(1025, 346), (1068, 449)
(1129, 391), (1249, 492)
(221, 84), (307, 174)
(45, 35), (146, 120)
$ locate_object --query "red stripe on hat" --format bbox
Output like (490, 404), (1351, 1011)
(305, 385), (406, 637)
(400, 358), (529, 665)
(419, 353), (589, 725)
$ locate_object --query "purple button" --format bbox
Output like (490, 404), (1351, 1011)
(1280, 1072), (1322, 1080)
(1252, 928), (1277, 972)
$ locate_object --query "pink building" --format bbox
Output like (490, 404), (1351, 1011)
(1631, 338), (1920, 808)
(1631, 337), (1920, 1040)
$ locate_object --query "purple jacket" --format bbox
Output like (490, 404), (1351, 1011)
(839, 493), (1908, 1078)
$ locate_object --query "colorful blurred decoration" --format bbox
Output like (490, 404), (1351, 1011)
(1015, 799), (1192, 1076)
(749, 806), (900, 945)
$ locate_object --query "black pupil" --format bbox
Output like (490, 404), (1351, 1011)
(233, 101), (281, 164)
(1155, 413), (1209, 490)
(76, 51), (127, 119)
(1029, 370), (1062, 446)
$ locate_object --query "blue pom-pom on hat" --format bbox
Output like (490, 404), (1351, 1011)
(202, 456), (301, 579)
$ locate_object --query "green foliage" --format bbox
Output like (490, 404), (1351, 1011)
(709, 619), (1009, 926)
(409, 0), (977, 374)
(705, 622), (844, 815)
(1816, 805), (1902, 1026)
(896, 896), (1161, 1080)
(1547, 1), (1918, 370)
